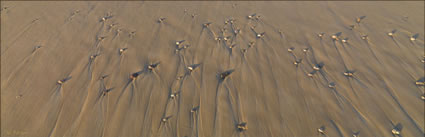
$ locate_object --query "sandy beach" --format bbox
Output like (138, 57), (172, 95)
(1, 1), (424, 137)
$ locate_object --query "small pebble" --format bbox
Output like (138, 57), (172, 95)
(288, 47), (295, 52)
(391, 128), (400, 135)
(237, 122), (248, 132)
(344, 71), (354, 77)
(57, 80), (63, 84)
(317, 126), (325, 134)
(331, 35), (339, 40)
(257, 32), (265, 38)
(15, 94), (23, 99)
(318, 33), (325, 38)
(410, 36), (416, 41)
(294, 59), (302, 65)
(329, 83), (336, 88)
(170, 93), (178, 99)
(158, 17), (166, 23)
(307, 73), (314, 77)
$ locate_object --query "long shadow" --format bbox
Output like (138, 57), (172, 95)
(45, 84), (67, 137)
(212, 81), (222, 137)
(224, 82), (240, 127)
(331, 41), (349, 71)
(319, 39), (330, 59)
(155, 115), (174, 137)
(114, 70), (144, 107)
(377, 75), (424, 134)
(363, 40), (383, 65)
(2, 18), (39, 55)
(329, 119), (344, 137)
(212, 69), (235, 136)
(1, 50), (40, 89)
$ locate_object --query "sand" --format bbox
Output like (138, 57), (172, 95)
(1, 1), (424, 137)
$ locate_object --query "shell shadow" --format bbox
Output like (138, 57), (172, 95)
(394, 123), (403, 131)
(391, 29), (397, 34)
(335, 32), (342, 37)
(417, 77), (425, 82)
(191, 106), (200, 112)
(218, 69), (235, 82)
(309, 70), (318, 76)
(60, 76), (72, 83)
(412, 33), (419, 39)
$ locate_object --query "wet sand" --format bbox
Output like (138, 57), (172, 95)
(1, 1), (424, 137)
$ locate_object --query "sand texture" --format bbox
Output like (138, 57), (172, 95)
(1, 1), (424, 137)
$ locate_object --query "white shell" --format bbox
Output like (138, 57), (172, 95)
(317, 128), (324, 133)
(391, 129), (400, 135)
(288, 48), (294, 52)
(344, 72), (352, 76)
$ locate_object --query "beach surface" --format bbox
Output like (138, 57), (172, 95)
(1, 1), (424, 137)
